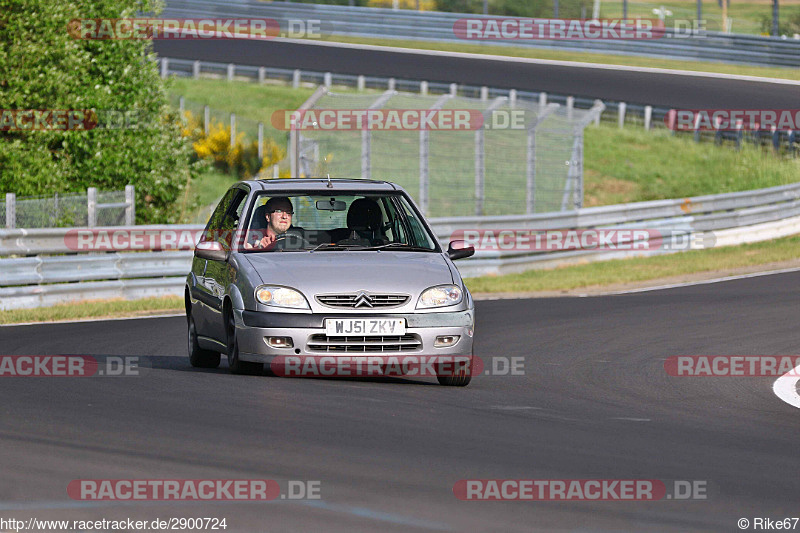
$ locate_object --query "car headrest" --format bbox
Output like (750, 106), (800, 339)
(346, 198), (382, 231)
(251, 204), (270, 230)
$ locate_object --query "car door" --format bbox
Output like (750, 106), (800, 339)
(192, 187), (247, 341)
(202, 187), (248, 343)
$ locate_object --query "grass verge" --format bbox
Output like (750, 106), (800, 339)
(465, 233), (800, 293)
(0, 297), (184, 326)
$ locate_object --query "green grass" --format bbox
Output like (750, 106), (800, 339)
(465, 233), (800, 293)
(596, 0), (800, 35)
(583, 124), (800, 205)
(0, 297), (184, 325)
(168, 79), (314, 144)
(173, 78), (800, 219)
(311, 34), (800, 81)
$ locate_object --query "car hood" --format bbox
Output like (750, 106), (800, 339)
(242, 251), (456, 312)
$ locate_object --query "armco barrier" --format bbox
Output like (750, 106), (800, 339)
(1, 182), (800, 309)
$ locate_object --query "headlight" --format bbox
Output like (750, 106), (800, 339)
(255, 286), (310, 310)
(417, 285), (463, 309)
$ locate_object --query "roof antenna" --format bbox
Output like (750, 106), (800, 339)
(326, 173), (333, 188)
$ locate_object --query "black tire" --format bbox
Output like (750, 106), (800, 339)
(225, 308), (262, 375)
(187, 314), (221, 368)
(436, 355), (473, 387)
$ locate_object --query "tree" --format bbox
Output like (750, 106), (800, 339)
(0, 0), (202, 223)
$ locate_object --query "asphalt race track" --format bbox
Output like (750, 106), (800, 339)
(1, 272), (798, 532)
(153, 39), (800, 109)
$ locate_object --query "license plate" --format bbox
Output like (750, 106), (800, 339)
(325, 318), (406, 336)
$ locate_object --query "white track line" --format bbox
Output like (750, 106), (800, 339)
(773, 365), (800, 409)
(276, 37), (800, 85)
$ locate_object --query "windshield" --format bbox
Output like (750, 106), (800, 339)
(240, 192), (438, 253)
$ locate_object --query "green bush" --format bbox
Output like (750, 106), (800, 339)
(0, 0), (203, 224)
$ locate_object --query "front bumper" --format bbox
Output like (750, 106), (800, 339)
(235, 309), (475, 363)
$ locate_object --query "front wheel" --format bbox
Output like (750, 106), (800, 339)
(188, 315), (221, 368)
(437, 355), (473, 387)
(226, 309), (262, 375)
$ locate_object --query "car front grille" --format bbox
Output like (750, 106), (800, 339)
(307, 334), (422, 353)
(316, 293), (410, 309)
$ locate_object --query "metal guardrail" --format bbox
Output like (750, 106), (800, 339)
(163, 0), (800, 67)
(2, 182), (800, 309)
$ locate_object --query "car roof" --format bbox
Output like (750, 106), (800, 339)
(246, 179), (399, 192)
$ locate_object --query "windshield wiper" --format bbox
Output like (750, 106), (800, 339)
(361, 243), (433, 251)
(309, 243), (358, 252)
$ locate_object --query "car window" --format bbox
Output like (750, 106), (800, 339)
(204, 188), (247, 249)
(242, 192), (436, 252)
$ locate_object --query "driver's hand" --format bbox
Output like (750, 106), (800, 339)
(257, 235), (276, 248)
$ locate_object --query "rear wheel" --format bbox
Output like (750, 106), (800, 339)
(187, 314), (221, 368)
(436, 354), (473, 387)
(226, 308), (262, 375)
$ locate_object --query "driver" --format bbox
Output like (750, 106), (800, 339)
(244, 196), (294, 250)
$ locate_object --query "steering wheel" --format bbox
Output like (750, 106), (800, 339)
(270, 230), (311, 251)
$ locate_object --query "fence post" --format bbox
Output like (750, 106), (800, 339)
(618, 102), (627, 128)
(644, 105), (652, 130)
(227, 63), (235, 81)
(539, 92), (547, 108)
(230, 113), (236, 150)
(474, 128), (484, 216)
(324, 72), (332, 88)
(593, 99), (603, 126)
(526, 127), (536, 214)
(5, 193), (15, 229)
(566, 96), (574, 121)
(258, 67), (266, 84)
(125, 185), (135, 226)
(420, 81), (428, 96)
(509, 89), (517, 106)
(87, 187), (97, 228)
(258, 122), (264, 160)
(192, 60), (201, 79)
(357, 75), (365, 91)
(450, 83), (457, 97)
(204, 105), (210, 136)
(386, 77), (395, 91)
(160, 58), (168, 79)
(480, 86), (488, 101)
(293, 69), (301, 89)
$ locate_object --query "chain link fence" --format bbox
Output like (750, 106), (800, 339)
(2, 187), (134, 229)
(295, 90), (603, 217)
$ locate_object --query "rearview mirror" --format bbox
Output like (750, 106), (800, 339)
(316, 199), (347, 211)
(195, 240), (228, 262)
(448, 240), (475, 261)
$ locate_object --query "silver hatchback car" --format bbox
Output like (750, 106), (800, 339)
(185, 179), (476, 386)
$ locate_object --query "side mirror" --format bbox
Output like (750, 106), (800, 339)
(195, 240), (229, 262)
(448, 240), (475, 261)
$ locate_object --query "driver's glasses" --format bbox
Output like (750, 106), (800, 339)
(270, 209), (293, 216)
